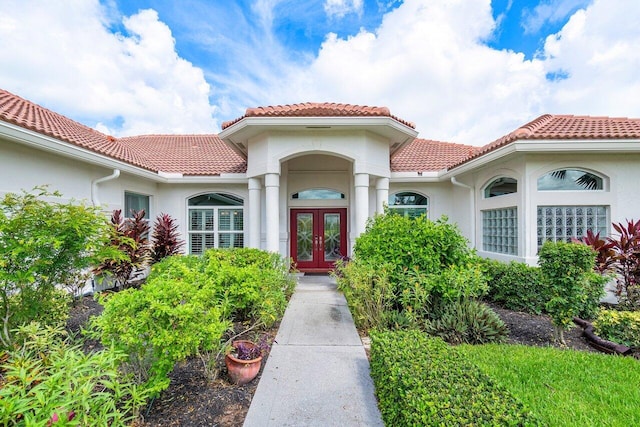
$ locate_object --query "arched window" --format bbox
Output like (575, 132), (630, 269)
(291, 189), (345, 199)
(388, 192), (428, 219)
(537, 169), (604, 191)
(484, 177), (517, 198)
(188, 193), (243, 254)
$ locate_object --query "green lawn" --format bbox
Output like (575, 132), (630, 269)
(460, 344), (640, 427)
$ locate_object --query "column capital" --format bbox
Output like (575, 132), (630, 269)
(248, 177), (262, 190)
(375, 177), (389, 191)
(265, 173), (280, 187)
(354, 173), (370, 187)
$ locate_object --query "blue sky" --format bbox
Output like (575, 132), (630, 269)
(1, 0), (639, 145)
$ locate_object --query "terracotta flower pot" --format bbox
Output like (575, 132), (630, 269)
(225, 340), (263, 385)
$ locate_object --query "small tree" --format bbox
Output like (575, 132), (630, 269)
(538, 241), (606, 344)
(151, 213), (184, 263)
(0, 187), (111, 348)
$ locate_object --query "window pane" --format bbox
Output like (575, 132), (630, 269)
(388, 192), (428, 206)
(482, 207), (518, 255)
(188, 193), (243, 206)
(537, 169), (603, 191)
(124, 192), (150, 218)
(187, 195), (244, 254)
(536, 205), (608, 248)
(292, 189), (344, 199)
(484, 177), (517, 198)
(389, 207), (427, 219)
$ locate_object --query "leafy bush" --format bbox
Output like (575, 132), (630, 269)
(594, 309), (640, 347)
(354, 212), (476, 287)
(538, 241), (606, 343)
(90, 248), (294, 396)
(0, 187), (111, 348)
(424, 299), (508, 344)
(0, 323), (148, 425)
(334, 259), (395, 332)
(90, 258), (231, 396)
(482, 258), (546, 314)
(370, 330), (540, 426)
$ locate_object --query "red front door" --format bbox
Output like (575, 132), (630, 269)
(290, 209), (347, 272)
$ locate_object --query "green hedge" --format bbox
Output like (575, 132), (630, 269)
(481, 259), (546, 314)
(370, 330), (541, 426)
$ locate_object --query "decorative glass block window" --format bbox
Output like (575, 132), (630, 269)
(482, 208), (518, 255)
(537, 169), (604, 191)
(124, 192), (150, 218)
(536, 206), (608, 248)
(188, 193), (244, 254)
(388, 192), (428, 219)
(292, 189), (345, 199)
(484, 177), (517, 198)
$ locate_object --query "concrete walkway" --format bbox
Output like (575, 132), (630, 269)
(243, 274), (383, 427)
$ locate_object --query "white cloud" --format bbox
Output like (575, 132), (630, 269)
(276, 0), (549, 145)
(522, 0), (591, 34)
(0, 0), (216, 136)
(541, 0), (640, 117)
(324, 0), (364, 18)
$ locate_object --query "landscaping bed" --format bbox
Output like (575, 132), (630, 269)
(66, 294), (612, 426)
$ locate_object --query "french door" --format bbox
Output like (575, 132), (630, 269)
(290, 209), (347, 271)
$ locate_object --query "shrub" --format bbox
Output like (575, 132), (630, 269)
(594, 309), (640, 348)
(93, 209), (152, 290)
(424, 299), (508, 344)
(0, 323), (148, 425)
(538, 241), (606, 343)
(90, 248), (294, 396)
(608, 219), (640, 310)
(334, 259), (395, 332)
(0, 187), (111, 348)
(482, 258), (546, 314)
(90, 259), (231, 396)
(369, 330), (541, 426)
(151, 213), (185, 263)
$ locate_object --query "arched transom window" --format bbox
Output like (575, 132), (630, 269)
(537, 169), (604, 191)
(188, 193), (244, 254)
(291, 189), (345, 199)
(484, 177), (517, 198)
(388, 192), (428, 219)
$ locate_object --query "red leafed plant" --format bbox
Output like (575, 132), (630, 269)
(576, 229), (616, 273)
(609, 219), (640, 309)
(151, 213), (184, 263)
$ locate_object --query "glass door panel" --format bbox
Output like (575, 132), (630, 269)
(296, 213), (314, 262)
(323, 213), (341, 262)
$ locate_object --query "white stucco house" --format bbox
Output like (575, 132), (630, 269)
(2, 88), (640, 272)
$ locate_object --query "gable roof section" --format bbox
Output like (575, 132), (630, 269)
(391, 138), (476, 172)
(0, 89), (152, 170)
(0, 89), (246, 176)
(449, 114), (640, 170)
(119, 135), (246, 175)
(221, 102), (416, 130)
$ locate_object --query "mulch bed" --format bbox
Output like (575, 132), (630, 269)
(67, 296), (620, 426)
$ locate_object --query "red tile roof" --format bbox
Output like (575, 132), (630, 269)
(449, 114), (640, 170)
(119, 134), (246, 175)
(221, 102), (416, 130)
(0, 89), (153, 170)
(391, 139), (476, 172)
(0, 89), (246, 175)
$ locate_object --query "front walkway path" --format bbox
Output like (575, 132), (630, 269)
(243, 274), (383, 427)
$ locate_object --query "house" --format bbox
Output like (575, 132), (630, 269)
(2, 88), (640, 272)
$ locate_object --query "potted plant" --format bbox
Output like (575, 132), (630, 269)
(225, 337), (269, 385)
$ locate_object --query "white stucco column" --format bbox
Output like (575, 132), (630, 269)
(248, 177), (262, 249)
(264, 173), (280, 253)
(354, 173), (370, 236)
(376, 177), (389, 214)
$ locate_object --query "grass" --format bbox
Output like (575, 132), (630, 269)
(459, 344), (640, 427)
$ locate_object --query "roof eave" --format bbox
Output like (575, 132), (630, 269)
(218, 116), (418, 156)
(0, 121), (169, 182)
(444, 138), (640, 177)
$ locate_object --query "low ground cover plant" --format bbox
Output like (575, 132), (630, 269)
(370, 330), (540, 426)
(90, 248), (295, 397)
(0, 323), (148, 426)
(594, 309), (640, 348)
(461, 343), (640, 426)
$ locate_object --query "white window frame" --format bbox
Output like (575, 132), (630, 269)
(388, 191), (429, 219)
(187, 193), (244, 254)
(124, 191), (150, 218)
